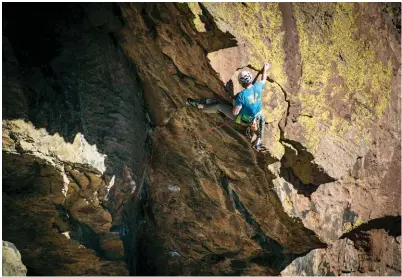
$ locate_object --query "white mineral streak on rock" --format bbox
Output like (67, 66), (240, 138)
(62, 170), (70, 196)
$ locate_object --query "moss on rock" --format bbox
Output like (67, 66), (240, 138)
(204, 3), (287, 85)
(294, 3), (393, 151)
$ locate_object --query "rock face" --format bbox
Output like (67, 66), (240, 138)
(3, 3), (149, 275)
(2, 241), (27, 276)
(2, 2), (400, 276)
(281, 218), (401, 276)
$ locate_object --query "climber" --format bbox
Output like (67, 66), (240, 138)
(187, 62), (271, 151)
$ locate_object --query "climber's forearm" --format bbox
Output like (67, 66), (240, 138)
(262, 70), (268, 82)
(261, 62), (270, 83)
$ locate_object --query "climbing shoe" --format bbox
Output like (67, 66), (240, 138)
(253, 138), (262, 149)
(246, 126), (254, 140)
(186, 98), (205, 108)
(253, 143), (268, 153)
(253, 138), (268, 153)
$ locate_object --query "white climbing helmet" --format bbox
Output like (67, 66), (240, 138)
(238, 71), (252, 85)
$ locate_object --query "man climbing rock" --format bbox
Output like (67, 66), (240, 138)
(187, 62), (271, 152)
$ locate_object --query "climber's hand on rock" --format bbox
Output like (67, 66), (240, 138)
(263, 63), (271, 71)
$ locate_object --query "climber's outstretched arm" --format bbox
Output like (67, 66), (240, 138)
(261, 62), (270, 84)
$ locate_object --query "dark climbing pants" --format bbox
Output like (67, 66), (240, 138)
(254, 113), (265, 141)
(201, 100), (236, 120)
(201, 100), (265, 141)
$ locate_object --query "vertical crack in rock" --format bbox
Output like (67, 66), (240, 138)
(124, 178), (169, 276)
(118, 129), (159, 275)
(278, 3), (302, 95)
(273, 78), (292, 126)
(219, 174), (316, 273)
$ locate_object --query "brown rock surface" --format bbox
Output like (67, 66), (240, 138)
(2, 152), (127, 275)
(281, 218), (401, 276)
(2, 2), (150, 275)
(2, 2), (400, 276)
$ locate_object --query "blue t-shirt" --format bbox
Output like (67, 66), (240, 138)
(235, 81), (265, 123)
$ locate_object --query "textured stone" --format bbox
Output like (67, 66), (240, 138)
(3, 119), (106, 173)
(203, 1), (401, 248)
(99, 232), (125, 260)
(2, 3), (149, 275)
(118, 2), (400, 275)
(2, 241), (27, 276)
(2, 2), (400, 276)
(281, 228), (401, 276)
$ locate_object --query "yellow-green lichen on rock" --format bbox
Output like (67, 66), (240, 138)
(187, 2), (207, 32)
(261, 82), (287, 159)
(262, 83), (287, 124)
(201, 3), (289, 160)
(343, 216), (365, 233)
(293, 3), (393, 152)
(203, 2), (287, 85)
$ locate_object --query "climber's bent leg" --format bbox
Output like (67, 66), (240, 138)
(202, 102), (235, 120)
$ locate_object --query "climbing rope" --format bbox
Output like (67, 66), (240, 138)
(148, 119), (234, 165)
(192, 119), (233, 136)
